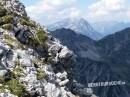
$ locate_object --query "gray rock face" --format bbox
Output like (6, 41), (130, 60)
(0, 35), (75, 97)
(0, 0), (27, 16)
(0, 0), (76, 97)
(0, 70), (7, 77)
(48, 36), (75, 66)
(0, 92), (18, 97)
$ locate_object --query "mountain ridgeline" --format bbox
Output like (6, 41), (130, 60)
(48, 18), (102, 40)
(92, 21), (130, 36)
(97, 27), (130, 87)
(51, 27), (130, 97)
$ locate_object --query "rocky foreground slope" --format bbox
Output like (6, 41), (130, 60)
(0, 0), (79, 97)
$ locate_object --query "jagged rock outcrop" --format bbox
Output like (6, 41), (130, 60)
(0, 0), (76, 97)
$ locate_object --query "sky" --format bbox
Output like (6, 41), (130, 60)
(21, 0), (130, 25)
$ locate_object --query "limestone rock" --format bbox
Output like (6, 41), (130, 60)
(0, 0), (76, 97)
(0, 70), (7, 77)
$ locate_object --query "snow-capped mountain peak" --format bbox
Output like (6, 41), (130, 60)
(47, 18), (102, 40)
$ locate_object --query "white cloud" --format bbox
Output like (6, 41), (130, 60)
(86, 0), (129, 22)
(69, 7), (81, 18)
(57, 7), (81, 18)
(25, 0), (130, 24)
(127, 10), (130, 17)
(26, 0), (79, 24)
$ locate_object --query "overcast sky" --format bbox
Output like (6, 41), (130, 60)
(21, 0), (130, 25)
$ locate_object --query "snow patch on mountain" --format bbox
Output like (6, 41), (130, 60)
(48, 18), (102, 40)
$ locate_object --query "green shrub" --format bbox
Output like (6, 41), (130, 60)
(28, 36), (39, 47)
(2, 23), (13, 30)
(13, 67), (24, 77)
(36, 28), (48, 42)
(6, 42), (14, 49)
(4, 34), (17, 42)
(0, 86), (5, 93)
(22, 16), (29, 21)
(37, 70), (47, 80)
(6, 79), (27, 97)
(3, 34), (16, 48)
(2, 15), (14, 24)
(20, 18), (35, 27)
(36, 28), (48, 49)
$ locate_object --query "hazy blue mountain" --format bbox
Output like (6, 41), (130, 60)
(97, 27), (130, 83)
(92, 21), (130, 36)
(51, 28), (130, 97)
(48, 18), (102, 40)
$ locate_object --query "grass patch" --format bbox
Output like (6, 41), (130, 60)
(3, 34), (17, 48)
(2, 23), (13, 30)
(0, 70), (30, 97)
(2, 15), (14, 24)
(6, 79), (28, 97)
(20, 18), (35, 27)
(36, 28), (48, 49)
(4, 34), (16, 42)
(37, 70), (47, 80)
(13, 67), (24, 78)
(36, 28), (48, 42)
(0, 85), (6, 93)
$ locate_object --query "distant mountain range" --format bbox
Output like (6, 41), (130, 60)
(47, 18), (102, 40)
(48, 18), (130, 40)
(92, 21), (130, 36)
(48, 17), (130, 97)
(51, 27), (130, 97)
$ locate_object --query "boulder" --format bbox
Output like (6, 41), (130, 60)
(59, 79), (69, 86)
(0, 0), (27, 16)
(59, 46), (73, 59)
(0, 70), (7, 77)
(56, 71), (67, 80)
(20, 58), (32, 67)
(44, 83), (61, 97)
(48, 43), (62, 55)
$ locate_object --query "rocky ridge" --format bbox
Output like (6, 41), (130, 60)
(0, 0), (77, 97)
